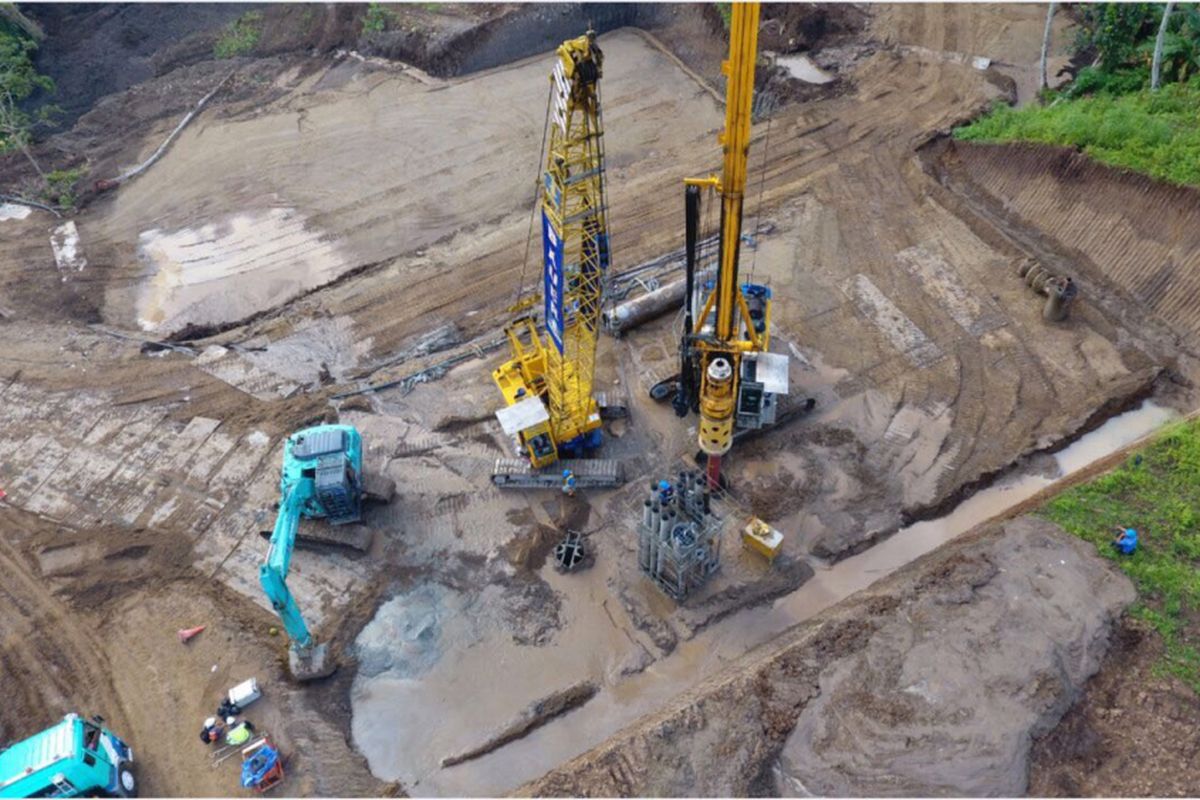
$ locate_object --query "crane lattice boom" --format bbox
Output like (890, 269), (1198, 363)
(493, 33), (610, 469)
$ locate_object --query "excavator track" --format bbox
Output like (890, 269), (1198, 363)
(492, 458), (624, 489)
(260, 520), (374, 552)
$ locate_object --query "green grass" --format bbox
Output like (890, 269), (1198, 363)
(1040, 418), (1200, 692)
(213, 11), (262, 59)
(955, 77), (1200, 188)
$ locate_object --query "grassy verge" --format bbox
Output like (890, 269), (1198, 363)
(1040, 416), (1200, 692)
(954, 78), (1200, 187)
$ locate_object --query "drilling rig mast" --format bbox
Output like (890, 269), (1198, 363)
(674, 1), (789, 489)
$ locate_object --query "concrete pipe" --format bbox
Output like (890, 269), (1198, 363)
(603, 269), (715, 336)
(603, 278), (688, 335)
(1032, 271), (1053, 294)
(1024, 264), (1044, 289)
(1043, 277), (1078, 322)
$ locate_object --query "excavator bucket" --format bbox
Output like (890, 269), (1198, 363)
(289, 642), (335, 682)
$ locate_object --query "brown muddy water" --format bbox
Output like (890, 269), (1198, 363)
(350, 400), (1177, 796)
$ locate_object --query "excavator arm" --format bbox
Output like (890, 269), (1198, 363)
(259, 480), (313, 649)
(259, 478), (336, 679)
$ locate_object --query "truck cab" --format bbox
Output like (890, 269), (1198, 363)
(0, 714), (135, 798)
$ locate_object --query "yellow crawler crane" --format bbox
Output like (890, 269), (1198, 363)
(675, 2), (789, 489)
(492, 32), (619, 487)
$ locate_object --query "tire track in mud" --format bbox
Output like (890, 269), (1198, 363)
(0, 519), (128, 742)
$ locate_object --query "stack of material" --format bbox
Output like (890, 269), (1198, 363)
(637, 471), (723, 600)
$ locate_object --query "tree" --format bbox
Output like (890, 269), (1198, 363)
(0, 18), (55, 179)
(1154, 4), (1200, 85)
(1040, 2), (1058, 91)
(1152, 2), (1175, 89)
(1072, 3), (1159, 73)
(0, 4), (43, 42)
(0, 90), (44, 178)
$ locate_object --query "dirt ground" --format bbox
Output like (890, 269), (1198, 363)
(2, 3), (1199, 797)
(523, 517), (1134, 796)
(1028, 617), (1200, 797)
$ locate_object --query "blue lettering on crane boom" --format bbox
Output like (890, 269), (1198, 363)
(542, 209), (565, 353)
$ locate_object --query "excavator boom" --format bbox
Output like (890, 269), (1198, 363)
(259, 482), (313, 649)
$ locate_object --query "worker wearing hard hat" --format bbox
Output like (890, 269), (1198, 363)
(225, 719), (256, 746)
(199, 717), (225, 745)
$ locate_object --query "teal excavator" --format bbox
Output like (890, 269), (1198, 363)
(259, 424), (394, 681)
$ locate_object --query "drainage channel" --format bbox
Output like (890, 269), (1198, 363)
(377, 399), (1179, 796)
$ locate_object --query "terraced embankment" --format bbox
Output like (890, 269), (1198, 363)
(933, 140), (1200, 351)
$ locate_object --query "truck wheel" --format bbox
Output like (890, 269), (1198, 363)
(116, 764), (137, 798)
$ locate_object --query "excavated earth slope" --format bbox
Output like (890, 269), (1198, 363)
(522, 517), (1134, 797)
(935, 141), (1200, 350)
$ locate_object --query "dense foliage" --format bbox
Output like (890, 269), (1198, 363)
(0, 13), (55, 153)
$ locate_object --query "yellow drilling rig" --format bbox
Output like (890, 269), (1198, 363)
(672, 1), (791, 489)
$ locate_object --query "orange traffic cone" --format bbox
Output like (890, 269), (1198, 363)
(178, 625), (206, 644)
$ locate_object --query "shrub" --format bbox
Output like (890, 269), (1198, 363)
(42, 166), (84, 211)
(362, 3), (394, 34)
(213, 11), (262, 59)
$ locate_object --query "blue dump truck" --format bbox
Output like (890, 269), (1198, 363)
(0, 714), (135, 798)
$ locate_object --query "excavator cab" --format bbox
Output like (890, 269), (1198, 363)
(288, 426), (363, 524)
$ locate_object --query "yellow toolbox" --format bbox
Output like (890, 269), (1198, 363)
(742, 517), (784, 563)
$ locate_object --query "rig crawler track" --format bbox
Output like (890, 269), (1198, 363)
(492, 458), (624, 489)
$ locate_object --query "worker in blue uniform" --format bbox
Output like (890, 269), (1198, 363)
(562, 469), (577, 497)
(657, 479), (674, 505)
(1112, 526), (1138, 555)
